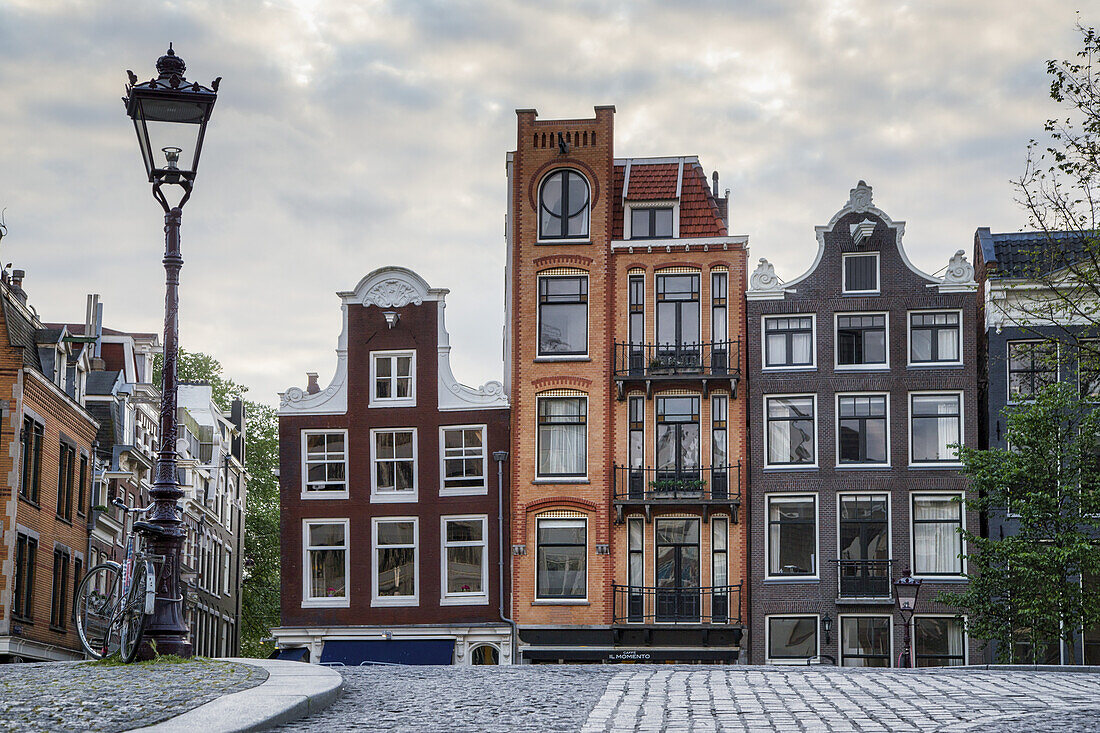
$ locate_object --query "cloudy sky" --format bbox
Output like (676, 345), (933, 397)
(0, 0), (1087, 406)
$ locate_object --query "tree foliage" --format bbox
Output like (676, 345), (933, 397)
(939, 384), (1100, 663)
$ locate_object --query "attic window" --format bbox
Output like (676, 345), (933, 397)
(631, 207), (673, 239)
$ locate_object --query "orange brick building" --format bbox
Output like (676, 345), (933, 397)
(0, 271), (98, 662)
(506, 107), (749, 662)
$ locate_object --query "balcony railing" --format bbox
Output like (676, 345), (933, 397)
(612, 341), (741, 399)
(833, 559), (895, 600)
(612, 583), (743, 625)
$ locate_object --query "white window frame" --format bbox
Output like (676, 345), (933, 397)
(838, 614), (894, 668)
(763, 393), (818, 469)
(369, 349), (417, 408)
(907, 391), (965, 467)
(624, 201), (680, 241)
(534, 515), (588, 603)
(906, 309), (964, 367)
(301, 518), (350, 609)
(371, 516), (419, 607)
(761, 314), (817, 372)
(370, 427), (418, 503)
(911, 613), (969, 666)
(841, 252), (880, 294)
(534, 394), (589, 482)
(535, 272), (590, 361)
(300, 429), (349, 500)
(834, 392), (891, 468)
(765, 613), (821, 665)
(440, 514), (489, 606)
(439, 425), (488, 496)
(909, 491), (966, 579)
(764, 493), (819, 580)
(834, 311), (890, 371)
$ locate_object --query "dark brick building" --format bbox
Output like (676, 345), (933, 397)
(745, 182), (983, 666)
(274, 266), (512, 665)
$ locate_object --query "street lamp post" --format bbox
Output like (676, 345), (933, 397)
(893, 569), (922, 668)
(123, 46), (219, 659)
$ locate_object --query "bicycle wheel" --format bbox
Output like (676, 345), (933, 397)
(75, 563), (123, 659)
(119, 560), (150, 663)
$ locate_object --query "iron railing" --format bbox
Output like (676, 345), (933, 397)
(612, 464), (741, 502)
(612, 583), (743, 624)
(612, 340), (741, 379)
(834, 559), (894, 599)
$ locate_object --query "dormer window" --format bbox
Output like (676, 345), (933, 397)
(539, 170), (589, 240)
(630, 207), (673, 239)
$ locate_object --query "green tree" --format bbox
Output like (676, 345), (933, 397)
(939, 384), (1100, 663)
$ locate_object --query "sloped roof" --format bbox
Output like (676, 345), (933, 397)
(612, 158), (727, 239)
(977, 228), (1095, 279)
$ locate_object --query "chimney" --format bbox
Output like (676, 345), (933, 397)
(306, 372), (320, 394)
(10, 269), (27, 304)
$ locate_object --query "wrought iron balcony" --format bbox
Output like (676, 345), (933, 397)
(833, 559), (895, 601)
(612, 464), (741, 523)
(612, 583), (743, 625)
(612, 340), (741, 399)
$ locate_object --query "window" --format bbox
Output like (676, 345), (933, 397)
(1080, 340), (1100, 399)
(20, 416), (43, 504)
(842, 253), (879, 293)
(767, 616), (818, 662)
(57, 442), (75, 521)
(914, 616), (965, 666)
(840, 616), (891, 667)
(767, 495), (817, 577)
(538, 275), (588, 356)
(909, 312), (960, 364)
(836, 314), (887, 367)
(910, 393), (962, 464)
(631, 207), (673, 239)
(539, 169), (589, 239)
(302, 431), (348, 497)
(371, 350), (415, 407)
(371, 428), (417, 501)
(50, 548), (70, 630)
(14, 533), (36, 621)
(303, 520), (348, 607)
(837, 395), (888, 465)
(764, 316), (814, 369)
(712, 517), (730, 624)
(1008, 341), (1058, 401)
(440, 426), (487, 495)
(441, 516), (487, 604)
(370, 518), (418, 605)
(536, 517), (586, 599)
(537, 396), (587, 478)
(765, 396), (816, 466)
(912, 494), (963, 576)
(77, 454), (88, 517)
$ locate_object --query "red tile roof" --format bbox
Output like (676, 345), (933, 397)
(612, 159), (727, 239)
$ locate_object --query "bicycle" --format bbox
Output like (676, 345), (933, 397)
(75, 498), (165, 662)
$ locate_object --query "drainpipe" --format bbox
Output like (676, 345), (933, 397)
(493, 451), (516, 664)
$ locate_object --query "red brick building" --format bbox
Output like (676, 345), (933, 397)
(274, 267), (512, 665)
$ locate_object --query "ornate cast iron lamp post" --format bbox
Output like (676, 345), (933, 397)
(893, 569), (922, 668)
(123, 45), (219, 658)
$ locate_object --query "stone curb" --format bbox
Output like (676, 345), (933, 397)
(135, 658), (343, 733)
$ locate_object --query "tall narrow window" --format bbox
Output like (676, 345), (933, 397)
(14, 533), (36, 621)
(57, 442), (75, 520)
(914, 617), (965, 666)
(627, 396), (644, 499)
(373, 518), (418, 604)
(837, 395), (888, 464)
(837, 314), (887, 367)
(1008, 341), (1058, 401)
(371, 350), (416, 407)
(766, 396), (816, 466)
(627, 517), (644, 622)
(910, 394), (962, 463)
(628, 274), (645, 374)
(20, 417), (43, 504)
(630, 207), (673, 239)
(441, 426), (487, 494)
(303, 520), (348, 606)
(767, 495), (816, 576)
(712, 394), (729, 499)
(50, 549), (70, 630)
(712, 517), (729, 624)
(840, 616), (891, 667)
(537, 396), (587, 478)
(764, 316), (814, 368)
(538, 276), (588, 356)
(711, 271), (728, 373)
(842, 253), (879, 293)
(539, 170), (589, 239)
(371, 428), (417, 499)
(536, 517), (587, 599)
(910, 312), (960, 364)
(302, 431), (348, 496)
(655, 396), (700, 488)
(442, 516), (487, 603)
(912, 494), (963, 575)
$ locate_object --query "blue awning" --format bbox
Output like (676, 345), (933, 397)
(273, 647), (309, 662)
(319, 639), (456, 666)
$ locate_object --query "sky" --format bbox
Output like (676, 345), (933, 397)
(0, 0), (1088, 407)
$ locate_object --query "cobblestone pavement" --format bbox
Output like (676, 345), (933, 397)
(280, 665), (1100, 732)
(0, 659), (266, 733)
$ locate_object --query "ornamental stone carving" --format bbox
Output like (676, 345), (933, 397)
(749, 258), (781, 291)
(361, 279), (424, 308)
(944, 249), (975, 284)
(848, 180), (873, 212)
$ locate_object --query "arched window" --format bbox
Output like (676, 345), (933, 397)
(539, 170), (590, 240)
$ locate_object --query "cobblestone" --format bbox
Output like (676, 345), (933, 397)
(0, 659), (267, 733)
(278, 665), (1100, 732)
